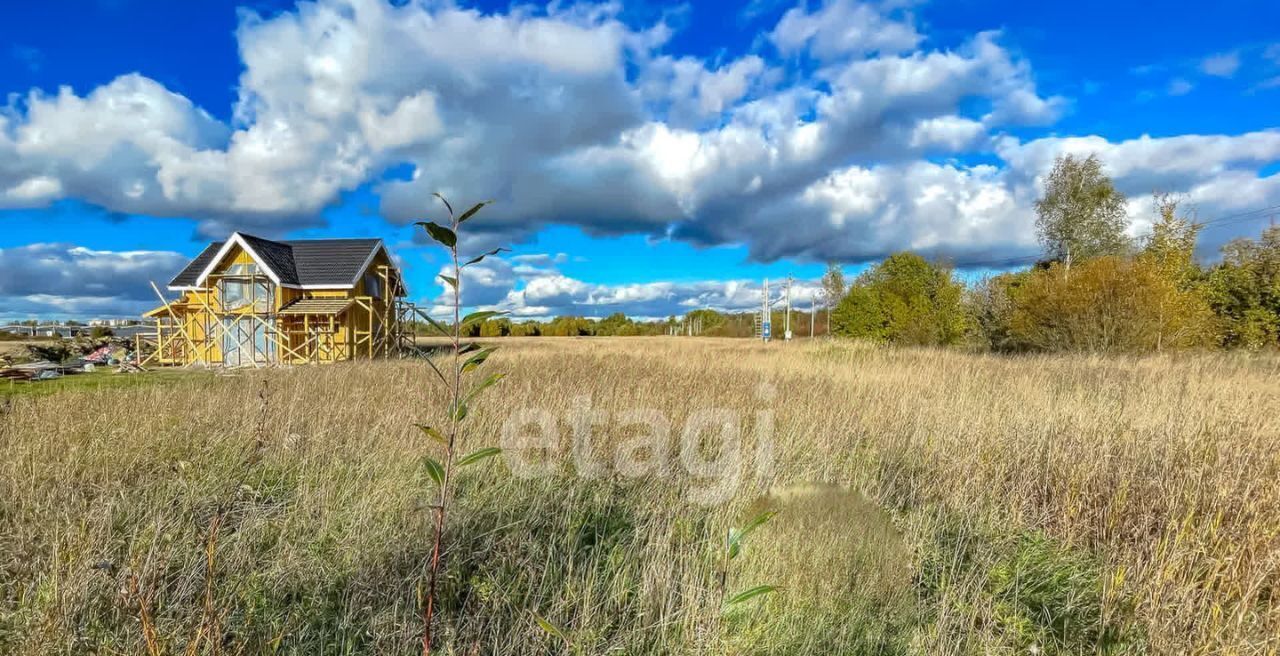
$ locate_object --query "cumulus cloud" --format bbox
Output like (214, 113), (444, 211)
(0, 0), (1277, 273)
(0, 243), (188, 318)
(770, 0), (922, 59)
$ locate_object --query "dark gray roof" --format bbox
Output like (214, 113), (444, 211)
(241, 234), (300, 285)
(167, 234), (387, 290)
(169, 241), (224, 287)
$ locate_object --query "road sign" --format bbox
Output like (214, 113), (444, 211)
(762, 321), (772, 340)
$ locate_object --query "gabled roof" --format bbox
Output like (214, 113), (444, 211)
(167, 232), (399, 292)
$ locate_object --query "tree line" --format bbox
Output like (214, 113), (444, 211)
(831, 154), (1280, 353)
(421, 308), (834, 339)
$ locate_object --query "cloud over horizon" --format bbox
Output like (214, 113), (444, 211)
(1, 0), (1279, 318)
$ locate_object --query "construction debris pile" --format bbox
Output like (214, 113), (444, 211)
(0, 337), (145, 383)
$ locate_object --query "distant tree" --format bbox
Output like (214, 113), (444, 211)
(544, 316), (593, 336)
(1205, 225), (1280, 349)
(832, 252), (968, 346)
(90, 326), (114, 339)
(967, 271), (1031, 352)
(1035, 154), (1131, 272)
(477, 318), (511, 337)
(595, 312), (633, 336)
(831, 286), (885, 341)
(1142, 193), (1201, 283)
(821, 263), (847, 335)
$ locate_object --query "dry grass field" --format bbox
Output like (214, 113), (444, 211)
(2, 338), (1278, 654)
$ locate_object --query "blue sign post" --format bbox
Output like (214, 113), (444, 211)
(762, 321), (772, 341)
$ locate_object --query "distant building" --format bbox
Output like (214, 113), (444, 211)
(142, 232), (409, 366)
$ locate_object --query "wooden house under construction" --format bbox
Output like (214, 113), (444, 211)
(141, 232), (419, 367)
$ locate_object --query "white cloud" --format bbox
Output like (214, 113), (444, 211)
(427, 252), (823, 319)
(1200, 51), (1240, 77)
(0, 243), (189, 318)
(1167, 77), (1194, 96)
(1265, 43), (1280, 65)
(770, 0), (922, 60)
(0, 0), (1275, 273)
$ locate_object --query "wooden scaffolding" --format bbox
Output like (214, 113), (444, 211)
(138, 263), (427, 368)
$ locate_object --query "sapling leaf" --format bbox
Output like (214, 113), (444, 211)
(423, 354), (447, 384)
(439, 274), (458, 289)
(451, 400), (468, 421)
(457, 201), (493, 224)
(416, 221), (457, 248)
(413, 308), (450, 336)
(464, 247), (509, 267)
(461, 310), (507, 328)
(724, 585), (778, 607)
(457, 447), (502, 467)
(414, 424), (448, 446)
(423, 457), (445, 486)
(738, 510), (778, 541)
(461, 348), (496, 373)
(464, 373), (506, 404)
(726, 528), (743, 559)
(431, 192), (454, 217)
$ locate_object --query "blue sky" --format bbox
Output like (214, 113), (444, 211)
(2, 0), (1279, 320)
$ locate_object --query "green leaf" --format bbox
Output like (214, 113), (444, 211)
(460, 347), (496, 373)
(457, 200), (493, 224)
(451, 400), (468, 422)
(532, 612), (570, 644)
(726, 528), (743, 560)
(423, 457), (445, 486)
(738, 510), (778, 541)
(439, 274), (458, 289)
(416, 221), (457, 248)
(423, 354), (447, 384)
(464, 247), (509, 267)
(457, 447), (502, 467)
(459, 342), (481, 354)
(413, 308), (450, 336)
(431, 192), (454, 217)
(414, 424), (448, 446)
(464, 372), (506, 404)
(461, 310), (506, 328)
(724, 585), (777, 607)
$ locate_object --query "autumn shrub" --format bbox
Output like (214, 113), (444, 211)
(1007, 257), (1214, 353)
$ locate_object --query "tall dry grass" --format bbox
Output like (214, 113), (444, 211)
(1, 338), (1277, 654)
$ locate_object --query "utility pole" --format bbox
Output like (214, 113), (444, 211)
(761, 277), (771, 343)
(784, 275), (792, 341)
(810, 289), (816, 338)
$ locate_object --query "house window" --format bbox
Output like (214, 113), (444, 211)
(364, 272), (382, 299)
(221, 317), (275, 365)
(220, 263), (271, 311)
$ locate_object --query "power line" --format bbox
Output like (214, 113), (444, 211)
(1195, 204), (1280, 231)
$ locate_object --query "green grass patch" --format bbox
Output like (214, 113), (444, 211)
(914, 514), (1143, 655)
(0, 368), (207, 399)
